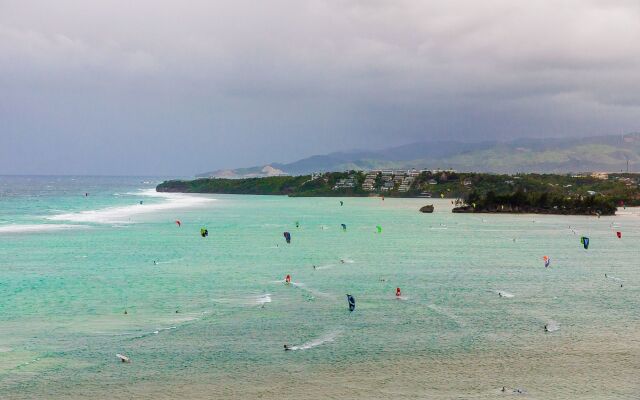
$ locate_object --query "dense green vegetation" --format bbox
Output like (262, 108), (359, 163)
(453, 189), (618, 215)
(157, 176), (312, 195)
(157, 171), (640, 213)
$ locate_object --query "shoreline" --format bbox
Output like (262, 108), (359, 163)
(451, 206), (612, 216)
(9, 324), (639, 399)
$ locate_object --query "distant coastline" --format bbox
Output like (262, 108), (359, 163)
(157, 170), (639, 215)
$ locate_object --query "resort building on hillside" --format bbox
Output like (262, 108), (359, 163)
(398, 176), (415, 192)
(333, 176), (357, 190)
(591, 172), (609, 180)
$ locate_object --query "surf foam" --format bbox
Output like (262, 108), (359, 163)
(47, 189), (213, 224)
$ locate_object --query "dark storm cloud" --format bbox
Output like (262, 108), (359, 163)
(1, 0), (640, 175)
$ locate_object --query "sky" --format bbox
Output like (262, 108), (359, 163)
(2, 0), (640, 175)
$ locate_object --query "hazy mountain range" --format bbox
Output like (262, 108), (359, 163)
(199, 133), (640, 178)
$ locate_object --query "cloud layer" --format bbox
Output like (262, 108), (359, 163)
(2, 0), (640, 174)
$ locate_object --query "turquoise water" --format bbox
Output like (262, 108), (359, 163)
(1, 176), (639, 399)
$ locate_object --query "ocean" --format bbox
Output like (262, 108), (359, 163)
(1, 176), (638, 399)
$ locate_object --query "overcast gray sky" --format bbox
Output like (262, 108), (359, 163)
(2, 0), (640, 175)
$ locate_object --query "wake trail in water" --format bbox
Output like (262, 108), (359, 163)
(289, 330), (341, 351)
(212, 293), (274, 307)
(154, 258), (181, 265)
(269, 280), (334, 300)
(545, 320), (560, 332)
(314, 264), (335, 270)
(256, 293), (272, 306)
(129, 326), (178, 340)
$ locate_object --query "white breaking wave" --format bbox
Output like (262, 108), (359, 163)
(0, 224), (86, 234)
(47, 189), (214, 224)
(289, 330), (340, 351)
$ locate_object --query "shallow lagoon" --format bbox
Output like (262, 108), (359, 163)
(1, 177), (639, 399)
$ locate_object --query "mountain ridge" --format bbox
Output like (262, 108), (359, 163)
(198, 133), (640, 178)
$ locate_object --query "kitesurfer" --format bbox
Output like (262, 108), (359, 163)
(396, 287), (401, 297)
(284, 344), (292, 351)
(340, 201), (343, 206)
(285, 274), (291, 284)
(346, 294), (355, 312)
(581, 236), (589, 249)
